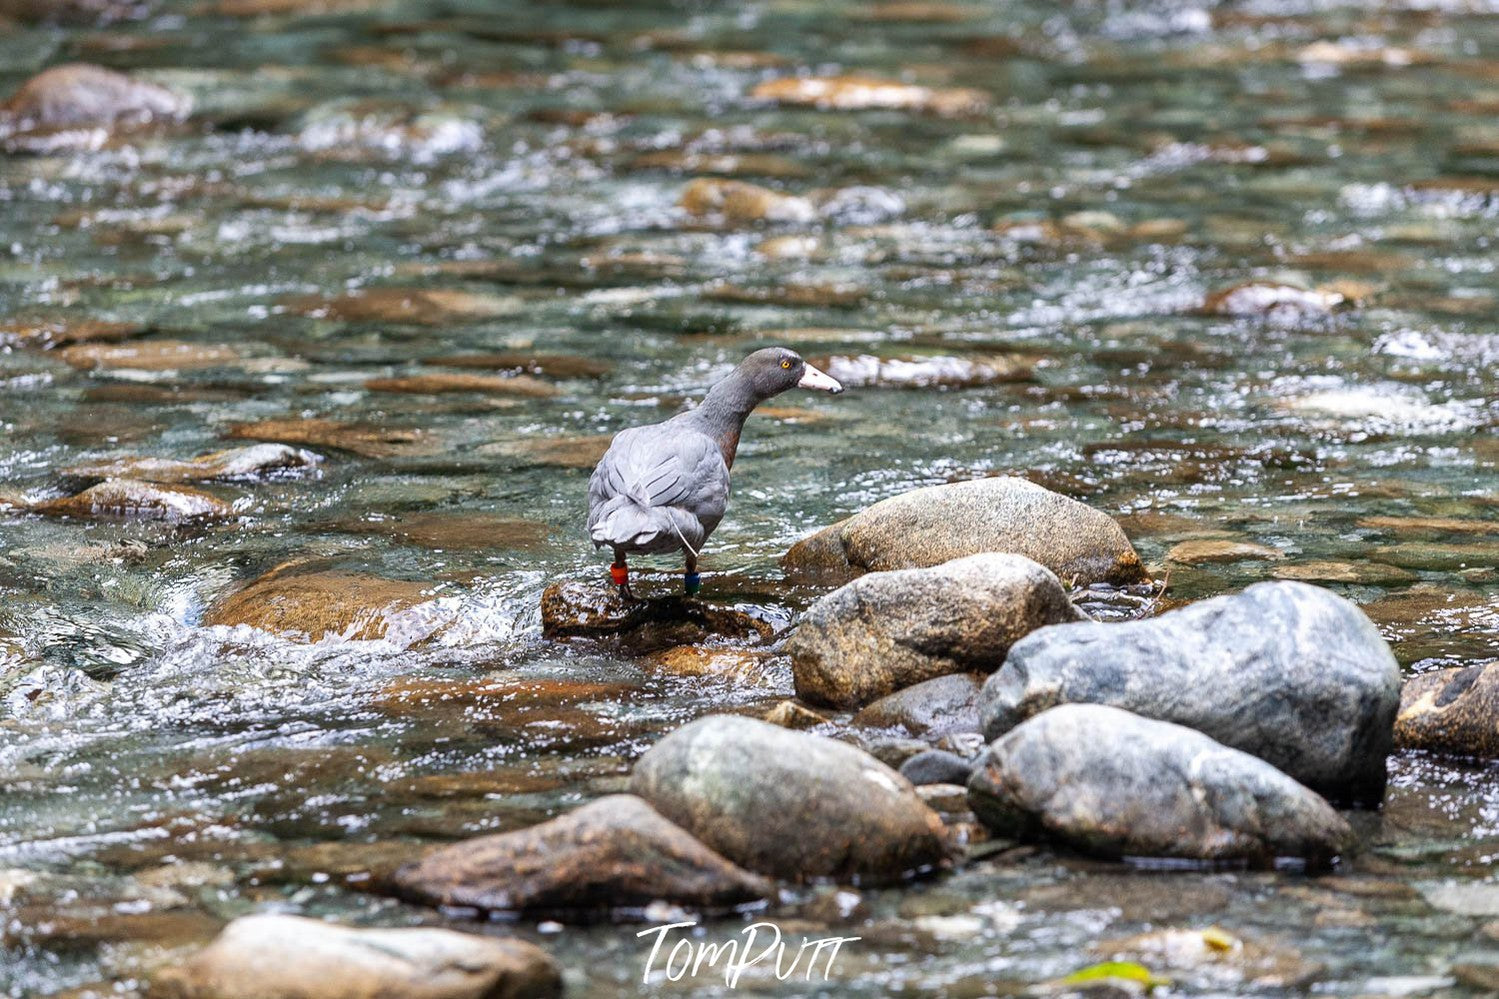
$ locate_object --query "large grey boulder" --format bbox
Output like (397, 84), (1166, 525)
(152, 914), (561, 999)
(789, 553), (1087, 708)
(388, 795), (772, 916)
(629, 715), (950, 882)
(978, 581), (1400, 805)
(782, 477), (1147, 586)
(967, 705), (1355, 863)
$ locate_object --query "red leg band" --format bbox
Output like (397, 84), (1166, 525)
(610, 564), (628, 586)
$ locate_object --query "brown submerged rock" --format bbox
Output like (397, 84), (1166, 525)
(488, 434), (614, 469)
(1167, 539), (1284, 564)
(430, 351), (612, 378)
(348, 512), (548, 551)
(680, 177), (816, 224)
(541, 581), (775, 651)
(153, 913), (561, 999)
(36, 480), (233, 522)
(852, 673), (986, 737)
(629, 714), (950, 882)
(389, 795), (773, 915)
(1, 63), (188, 129)
(789, 554), (1087, 709)
(59, 340), (242, 372)
(1395, 663), (1499, 758)
(282, 288), (521, 325)
(62, 444), (320, 484)
(203, 568), (437, 641)
(226, 417), (436, 459)
(0, 318), (142, 350)
(366, 372), (560, 398)
(783, 477), (1147, 587)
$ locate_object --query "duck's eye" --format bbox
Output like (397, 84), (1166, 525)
(780, 359), (792, 369)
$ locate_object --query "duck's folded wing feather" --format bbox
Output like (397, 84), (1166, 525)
(588, 426), (730, 527)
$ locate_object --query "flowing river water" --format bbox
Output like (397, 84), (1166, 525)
(1, 0), (1498, 995)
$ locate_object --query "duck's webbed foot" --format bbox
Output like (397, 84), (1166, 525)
(610, 558), (636, 601)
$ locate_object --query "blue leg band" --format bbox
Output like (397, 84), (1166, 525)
(684, 572), (701, 595)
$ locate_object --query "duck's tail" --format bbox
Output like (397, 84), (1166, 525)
(589, 495), (699, 557)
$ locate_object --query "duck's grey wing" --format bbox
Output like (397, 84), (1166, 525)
(587, 426), (729, 554)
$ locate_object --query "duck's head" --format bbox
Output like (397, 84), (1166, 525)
(737, 347), (843, 401)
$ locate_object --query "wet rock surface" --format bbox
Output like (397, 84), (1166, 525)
(630, 714), (950, 882)
(202, 566), (442, 642)
(153, 913), (562, 999)
(61, 444), (319, 484)
(35, 479), (234, 522)
(388, 794), (772, 916)
(540, 581), (777, 651)
(789, 554), (1086, 708)
(852, 673), (986, 738)
(2, 62), (188, 129)
(783, 477), (1147, 586)
(968, 705), (1355, 863)
(1395, 662), (1499, 758)
(980, 581), (1401, 804)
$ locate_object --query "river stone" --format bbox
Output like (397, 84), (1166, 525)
(203, 568), (439, 642)
(3, 63), (188, 130)
(62, 444), (319, 484)
(979, 580), (1400, 805)
(36, 480), (233, 523)
(899, 749), (974, 786)
(1394, 663), (1499, 757)
(152, 913), (560, 999)
(782, 477), (1147, 587)
(967, 705), (1354, 863)
(629, 714), (950, 882)
(851, 673), (985, 735)
(227, 417), (437, 459)
(789, 554), (1086, 708)
(540, 581), (775, 652)
(389, 795), (772, 915)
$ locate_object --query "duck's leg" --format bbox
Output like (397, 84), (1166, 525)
(683, 552), (701, 596)
(610, 551), (634, 600)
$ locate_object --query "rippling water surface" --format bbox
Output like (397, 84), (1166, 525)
(2, 0), (1498, 995)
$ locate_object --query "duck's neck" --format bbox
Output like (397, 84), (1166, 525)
(684, 370), (761, 469)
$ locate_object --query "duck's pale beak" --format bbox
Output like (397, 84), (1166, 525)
(798, 363), (843, 394)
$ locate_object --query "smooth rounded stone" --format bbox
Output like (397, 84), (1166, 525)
(783, 477), (1147, 587)
(750, 75), (988, 116)
(815, 354), (1034, 389)
(1, 63), (188, 129)
(202, 567), (441, 642)
(645, 645), (778, 686)
(35, 480), (233, 523)
(62, 444), (320, 484)
(851, 674), (985, 736)
(152, 913), (561, 999)
(540, 581), (776, 652)
(487, 434), (614, 469)
(389, 795), (772, 916)
(281, 288), (522, 325)
(1395, 663), (1499, 757)
(629, 714), (950, 882)
(967, 704), (1354, 864)
(0, 317), (142, 350)
(680, 178), (816, 224)
(1201, 282), (1344, 319)
(1272, 560), (1414, 585)
(227, 418), (437, 459)
(365, 372), (560, 398)
(979, 581), (1401, 805)
(790, 554), (1086, 708)
(762, 699), (828, 730)
(915, 783), (970, 815)
(59, 340), (242, 371)
(900, 750), (974, 787)
(1166, 539), (1284, 565)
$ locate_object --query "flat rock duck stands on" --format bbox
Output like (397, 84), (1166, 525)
(587, 348), (842, 596)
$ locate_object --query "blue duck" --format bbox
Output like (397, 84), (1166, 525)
(588, 348), (842, 597)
